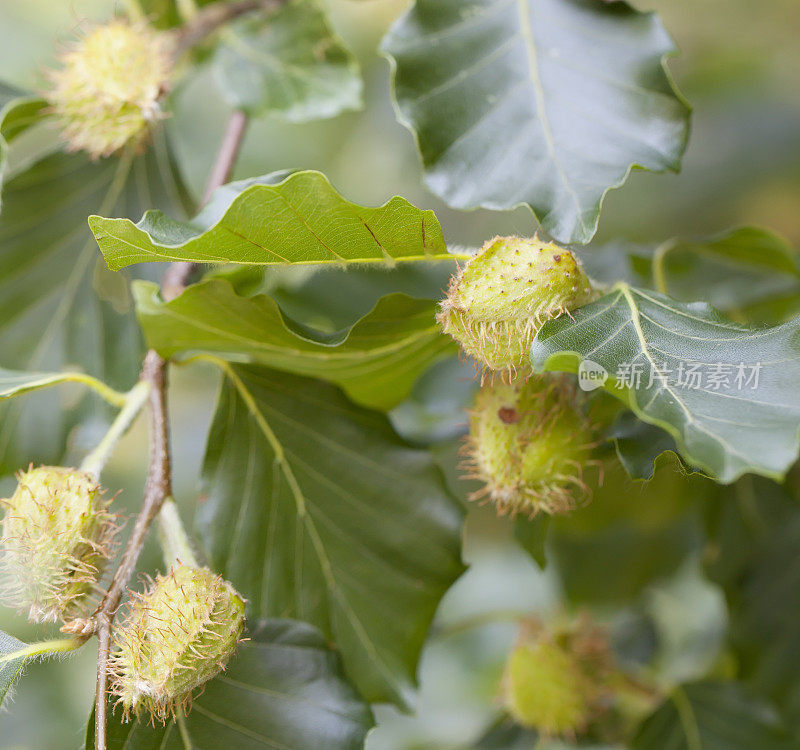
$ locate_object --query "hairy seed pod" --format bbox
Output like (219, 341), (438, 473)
(47, 20), (173, 159)
(0, 466), (115, 623)
(504, 617), (616, 737)
(438, 236), (596, 374)
(110, 565), (246, 722)
(463, 375), (598, 516)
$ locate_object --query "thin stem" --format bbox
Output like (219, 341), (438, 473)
(162, 109), (249, 301)
(80, 380), (151, 480)
(0, 636), (86, 666)
(170, 0), (280, 60)
(157, 498), (199, 568)
(58, 373), (129, 408)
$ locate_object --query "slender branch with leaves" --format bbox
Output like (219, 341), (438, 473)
(1, 0), (800, 748)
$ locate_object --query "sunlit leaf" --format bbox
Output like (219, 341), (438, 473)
(135, 278), (455, 410)
(89, 170), (456, 270)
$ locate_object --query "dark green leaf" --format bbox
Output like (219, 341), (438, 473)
(512, 516), (549, 569)
(382, 0), (689, 243)
(86, 619), (374, 750)
(610, 410), (681, 480)
(653, 227), (800, 325)
(198, 365), (466, 706)
(90, 170), (457, 271)
(213, 0), (362, 119)
(632, 681), (797, 750)
(530, 284), (800, 483)
(135, 278), (456, 410)
(0, 629), (26, 706)
(704, 477), (800, 728)
(0, 131), (191, 474)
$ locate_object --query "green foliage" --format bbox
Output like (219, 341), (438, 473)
(89, 170), (455, 270)
(530, 284), (800, 483)
(1, 0), (799, 747)
(0, 629), (26, 706)
(212, 0), (362, 119)
(198, 365), (465, 706)
(0, 126), (190, 473)
(382, 0), (689, 244)
(134, 278), (455, 410)
(633, 681), (797, 750)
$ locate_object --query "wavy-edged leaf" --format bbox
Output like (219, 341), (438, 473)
(633, 681), (797, 750)
(0, 629), (26, 706)
(135, 278), (455, 410)
(653, 227), (800, 325)
(0, 131), (191, 475)
(530, 284), (800, 483)
(86, 619), (374, 750)
(198, 365), (466, 706)
(213, 0), (362, 120)
(610, 410), (680, 480)
(382, 0), (690, 244)
(89, 170), (455, 270)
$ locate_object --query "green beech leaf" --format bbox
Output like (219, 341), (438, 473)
(633, 681), (797, 750)
(89, 170), (455, 271)
(0, 92), (46, 193)
(381, 0), (689, 244)
(530, 284), (800, 483)
(198, 365), (466, 706)
(85, 619), (374, 750)
(134, 278), (455, 410)
(610, 410), (681, 480)
(704, 478), (800, 727)
(213, 0), (362, 119)
(653, 228), (800, 325)
(0, 630), (26, 706)
(0, 131), (191, 475)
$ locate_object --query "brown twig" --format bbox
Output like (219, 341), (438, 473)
(170, 0), (281, 60)
(161, 109), (250, 301)
(92, 103), (249, 748)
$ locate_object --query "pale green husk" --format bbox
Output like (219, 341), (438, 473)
(110, 565), (246, 722)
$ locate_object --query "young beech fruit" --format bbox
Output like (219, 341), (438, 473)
(504, 617), (617, 737)
(110, 565), (246, 722)
(464, 375), (598, 516)
(0, 466), (115, 623)
(47, 20), (173, 159)
(438, 236), (596, 374)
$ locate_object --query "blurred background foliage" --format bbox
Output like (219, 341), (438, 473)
(0, 0), (799, 748)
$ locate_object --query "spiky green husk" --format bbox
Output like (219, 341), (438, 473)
(0, 466), (115, 623)
(110, 565), (246, 723)
(438, 236), (597, 374)
(504, 617), (616, 737)
(464, 375), (597, 516)
(47, 20), (173, 159)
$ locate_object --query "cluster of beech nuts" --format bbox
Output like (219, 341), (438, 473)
(0, 466), (245, 722)
(439, 235), (601, 518)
